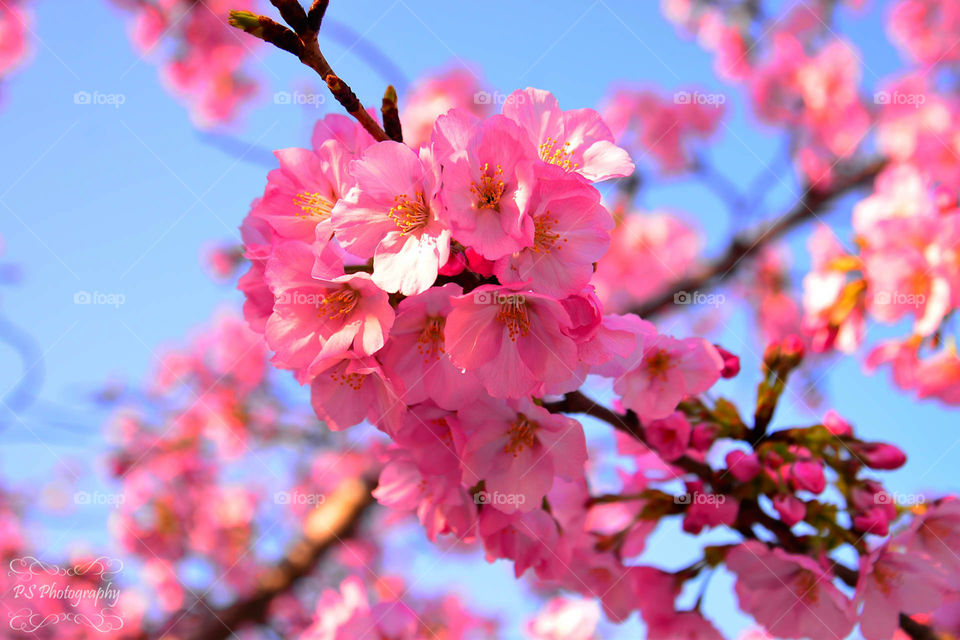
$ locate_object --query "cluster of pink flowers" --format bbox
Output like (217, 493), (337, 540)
(601, 86), (724, 173)
(229, 56), (960, 634)
(889, 0), (960, 65)
(800, 160), (960, 403)
(664, 2), (871, 187)
(0, 0), (28, 97)
(113, 0), (259, 126)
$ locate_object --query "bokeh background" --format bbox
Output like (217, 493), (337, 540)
(0, 1), (951, 637)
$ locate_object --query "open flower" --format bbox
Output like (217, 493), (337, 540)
(503, 88), (635, 182)
(727, 541), (855, 639)
(433, 111), (537, 259)
(332, 141), (449, 295)
(264, 242), (394, 381)
(444, 285), (578, 398)
(493, 163), (613, 297)
(458, 397), (586, 514)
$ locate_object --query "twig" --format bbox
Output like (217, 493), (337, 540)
(229, 3), (389, 142)
(631, 158), (887, 318)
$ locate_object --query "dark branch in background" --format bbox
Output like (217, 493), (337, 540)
(134, 477), (376, 640)
(631, 158), (887, 318)
(0, 311), (43, 420)
(229, 2), (390, 142)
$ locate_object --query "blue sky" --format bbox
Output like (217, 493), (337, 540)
(0, 0), (955, 637)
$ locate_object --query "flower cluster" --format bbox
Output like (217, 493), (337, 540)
(111, 0), (260, 126)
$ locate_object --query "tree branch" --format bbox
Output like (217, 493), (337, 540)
(229, 4), (390, 142)
(631, 158), (887, 318)
(138, 477), (376, 640)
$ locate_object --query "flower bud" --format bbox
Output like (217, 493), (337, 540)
(714, 344), (740, 378)
(822, 410), (852, 437)
(773, 494), (806, 526)
(780, 334), (805, 365)
(725, 450), (761, 482)
(855, 442), (907, 470)
(437, 250), (466, 276)
(464, 248), (495, 277)
(789, 460), (826, 494)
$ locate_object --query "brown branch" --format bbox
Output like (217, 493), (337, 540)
(631, 158), (887, 318)
(136, 477), (376, 640)
(547, 391), (940, 639)
(543, 390), (713, 480)
(229, 4), (390, 142)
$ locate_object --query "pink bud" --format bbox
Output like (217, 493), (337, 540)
(691, 424), (717, 452)
(781, 334), (805, 361)
(855, 442), (907, 470)
(773, 494), (806, 526)
(789, 460), (826, 494)
(560, 289), (603, 342)
(822, 410), (852, 437)
(725, 450), (761, 482)
(714, 344), (740, 378)
(437, 250), (466, 276)
(644, 412), (692, 462)
(853, 508), (890, 536)
(464, 248), (495, 277)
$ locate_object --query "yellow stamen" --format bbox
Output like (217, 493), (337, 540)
(539, 137), (579, 171)
(471, 163), (506, 211)
(388, 192), (430, 234)
(293, 192), (335, 220)
(504, 414), (538, 456)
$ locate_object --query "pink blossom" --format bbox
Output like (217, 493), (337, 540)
(458, 397), (586, 514)
(647, 610), (724, 640)
(332, 141), (450, 295)
(727, 541), (855, 639)
(309, 355), (404, 433)
(502, 88), (634, 182)
(856, 545), (947, 640)
(0, 1), (28, 80)
(493, 164), (612, 297)
(595, 212), (700, 311)
(444, 286), (578, 398)
(601, 88), (723, 173)
(400, 68), (492, 149)
(610, 329), (723, 421)
(433, 111), (536, 259)
(264, 242), (394, 381)
(903, 497), (960, 572)
(379, 284), (481, 410)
